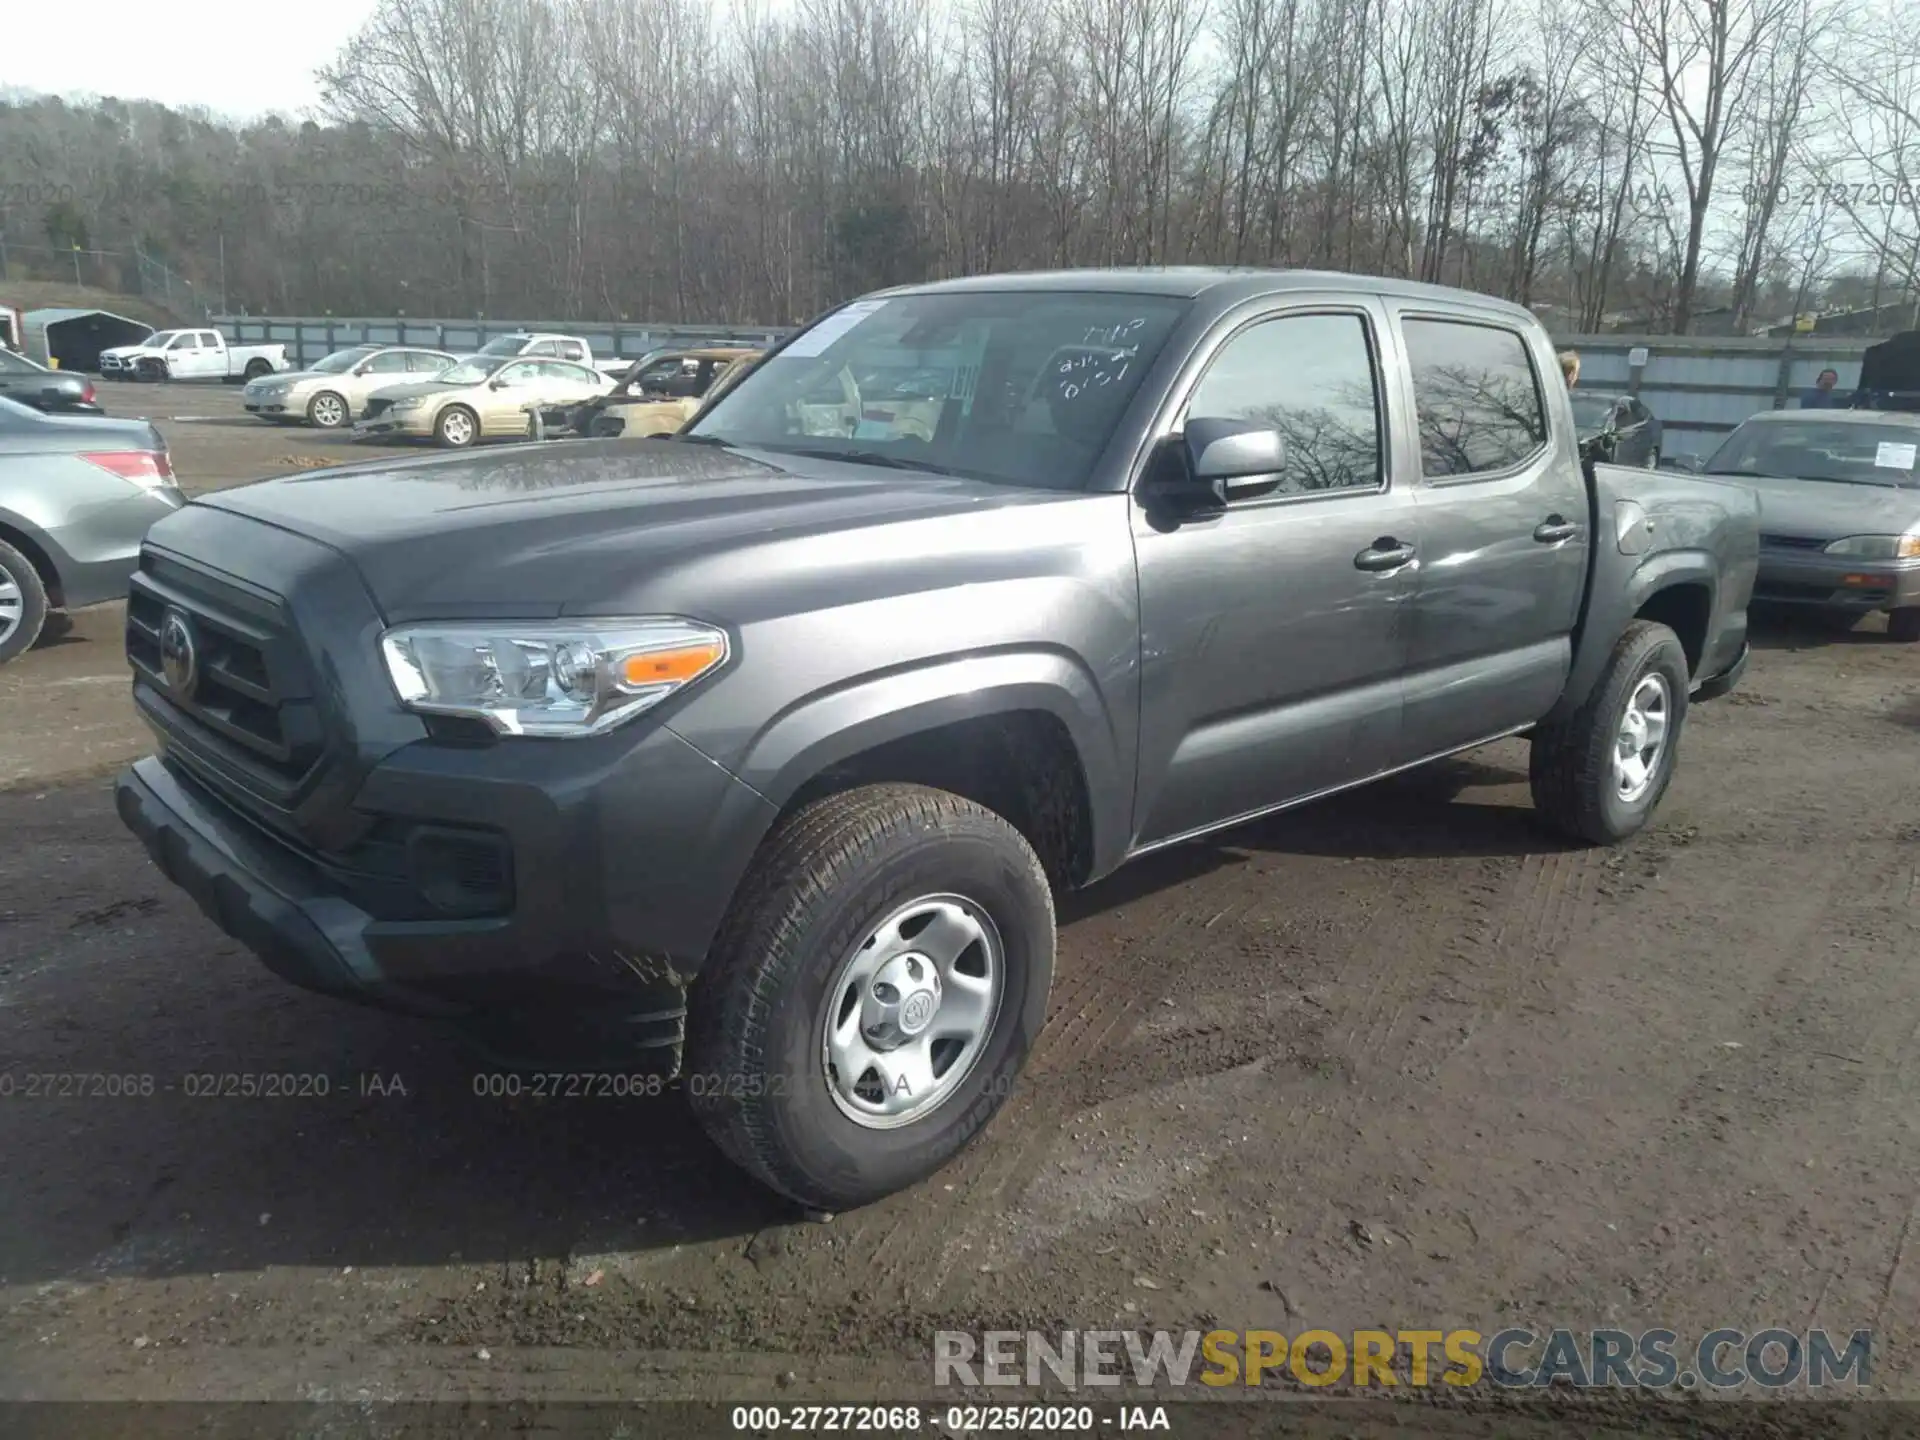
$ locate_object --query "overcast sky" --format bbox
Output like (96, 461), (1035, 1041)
(12, 0), (381, 120)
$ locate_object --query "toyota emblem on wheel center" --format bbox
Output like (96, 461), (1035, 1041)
(159, 607), (199, 699)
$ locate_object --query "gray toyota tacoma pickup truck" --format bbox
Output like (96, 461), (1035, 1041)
(115, 269), (1758, 1210)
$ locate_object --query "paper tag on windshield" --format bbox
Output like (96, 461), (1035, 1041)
(782, 300), (890, 358)
(1875, 441), (1918, 470)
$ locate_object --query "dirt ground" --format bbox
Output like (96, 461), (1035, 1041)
(2, 383), (1918, 1419)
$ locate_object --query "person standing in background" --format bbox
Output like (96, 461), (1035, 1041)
(1801, 368), (1846, 408)
(1559, 350), (1580, 389)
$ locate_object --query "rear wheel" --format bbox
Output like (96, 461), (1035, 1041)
(687, 783), (1055, 1211)
(1888, 608), (1920, 643)
(0, 539), (50, 666)
(435, 405), (479, 448)
(244, 358), (273, 381)
(1530, 620), (1690, 845)
(306, 391), (350, 429)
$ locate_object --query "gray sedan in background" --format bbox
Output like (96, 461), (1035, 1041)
(0, 395), (184, 663)
(1704, 409), (1920, 640)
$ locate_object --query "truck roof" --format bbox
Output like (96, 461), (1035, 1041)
(870, 266), (1542, 323)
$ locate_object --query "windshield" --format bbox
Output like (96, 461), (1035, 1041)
(438, 357), (507, 385)
(143, 331), (178, 348)
(686, 291), (1190, 489)
(1570, 393), (1616, 429)
(477, 336), (529, 357)
(1705, 419), (1920, 487)
(313, 346), (377, 373)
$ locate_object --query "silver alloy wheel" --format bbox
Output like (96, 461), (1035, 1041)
(310, 392), (347, 428)
(821, 893), (1004, 1130)
(440, 408), (475, 446)
(0, 561), (21, 648)
(1613, 672), (1670, 803)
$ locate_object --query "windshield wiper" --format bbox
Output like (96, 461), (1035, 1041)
(675, 433), (737, 449)
(774, 445), (958, 476)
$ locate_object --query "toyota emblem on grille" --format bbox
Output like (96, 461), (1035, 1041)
(159, 608), (199, 698)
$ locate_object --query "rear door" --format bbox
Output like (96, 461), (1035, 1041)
(1130, 298), (1420, 846)
(1391, 310), (1589, 758)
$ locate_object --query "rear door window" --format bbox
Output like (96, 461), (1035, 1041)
(1402, 319), (1549, 479)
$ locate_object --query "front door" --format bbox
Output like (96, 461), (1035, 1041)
(481, 360), (542, 434)
(1391, 312), (1591, 758)
(1131, 303), (1420, 847)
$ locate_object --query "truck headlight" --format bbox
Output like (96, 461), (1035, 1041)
(380, 619), (727, 736)
(1824, 534), (1920, 559)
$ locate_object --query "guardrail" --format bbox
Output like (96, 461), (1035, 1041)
(213, 315), (795, 370)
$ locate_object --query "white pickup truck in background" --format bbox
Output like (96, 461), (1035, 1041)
(99, 328), (291, 383)
(463, 332), (629, 383)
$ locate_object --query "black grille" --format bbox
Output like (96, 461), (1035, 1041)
(127, 551), (326, 807)
(362, 397), (394, 420)
(1761, 533), (1829, 551)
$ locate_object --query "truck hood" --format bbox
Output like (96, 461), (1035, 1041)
(1719, 471), (1920, 539)
(102, 343), (161, 358)
(187, 440), (1082, 620)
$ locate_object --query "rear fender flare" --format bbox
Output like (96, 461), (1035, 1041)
(1546, 547), (1717, 725)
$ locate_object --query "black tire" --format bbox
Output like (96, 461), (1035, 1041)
(0, 538), (51, 666)
(244, 359), (273, 380)
(306, 390), (350, 429)
(1888, 608), (1920, 643)
(1529, 619), (1690, 845)
(435, 404), (480, 448)
(686, 783), (1055, 1211)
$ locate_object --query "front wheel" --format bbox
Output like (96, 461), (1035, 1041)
(435, 405), (479, 448)
(687, 784), (1055, 1211)
(306, 391), (349, 429)
(1530, 619), (1690, 845)
(1888, 607), (1920, 643)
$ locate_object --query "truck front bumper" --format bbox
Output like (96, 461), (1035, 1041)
(116, 718), (779, 1062)
(1753, 553), (1920, 612)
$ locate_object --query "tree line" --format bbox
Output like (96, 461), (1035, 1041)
(0, 0), (1916, 333)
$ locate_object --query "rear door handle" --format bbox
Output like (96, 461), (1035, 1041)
(1533, 516), (1579, 543)
(1354, 538), (1417, 572)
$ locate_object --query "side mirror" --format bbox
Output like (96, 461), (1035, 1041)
(1186, 417), (1286, 503)
(489, 377), (508, 389)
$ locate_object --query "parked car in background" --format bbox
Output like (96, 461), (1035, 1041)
(242, 345), (458, 429)
(564, 348), (758, 437)
(1704, 408), (1920, 640)
(352, 354), (613, 448)
(100, 329), (290, 383)
(0, 347), (103, 415)
(463, 332), (628, 383)
(0, 394), (182, 664)
(115, 268), (1757, 1211)
(1572, 391), (1662, 468)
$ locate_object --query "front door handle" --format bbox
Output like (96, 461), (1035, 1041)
(1354, 538), (1417, 572)
(1533, 516), (1579, 543)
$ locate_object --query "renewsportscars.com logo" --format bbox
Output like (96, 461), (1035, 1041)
(934, 1328), (1872, 1391)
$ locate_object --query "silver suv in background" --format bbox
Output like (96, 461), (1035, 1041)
(0, 395), (183, 664)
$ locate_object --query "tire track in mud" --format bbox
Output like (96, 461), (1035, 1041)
(1575, 833), (1898, 1329)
